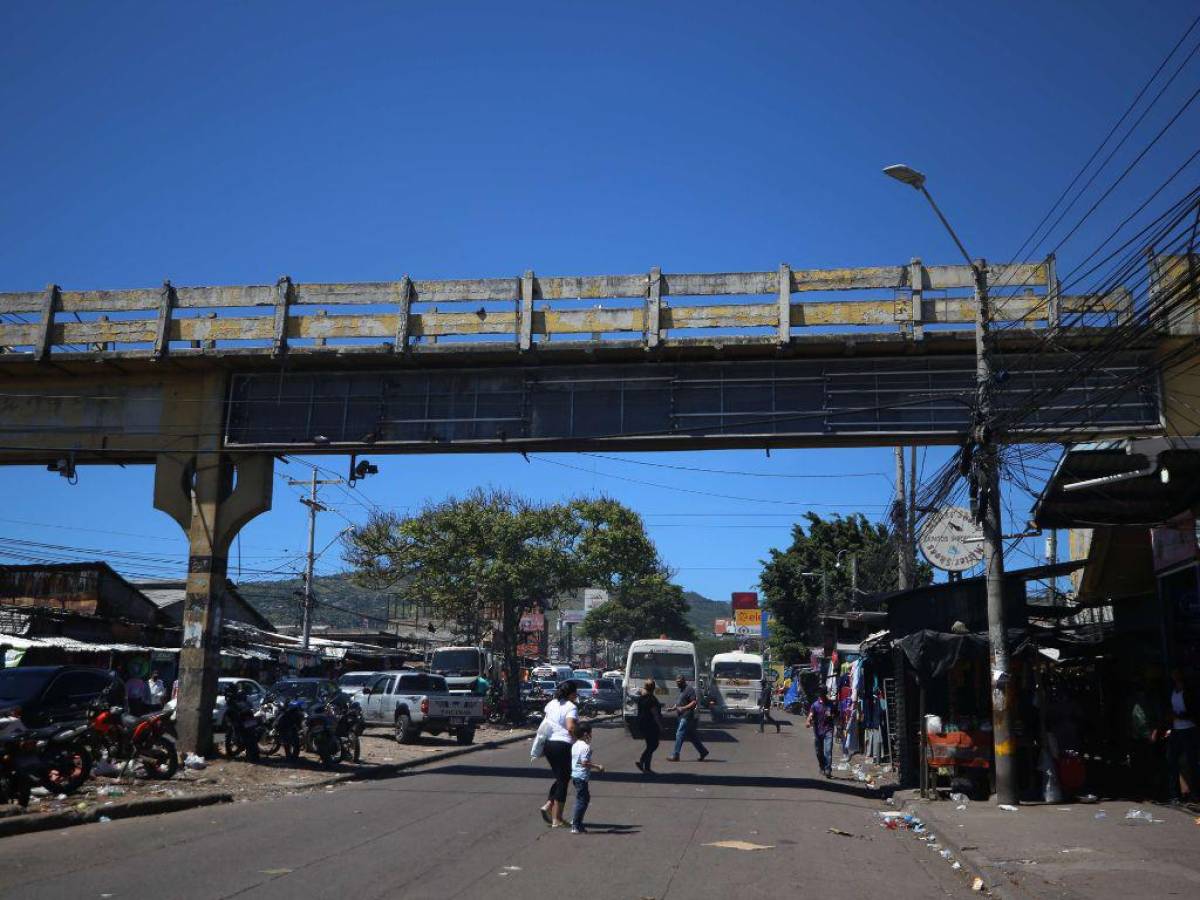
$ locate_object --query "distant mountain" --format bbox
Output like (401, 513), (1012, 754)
(683, 590), (726, 637)
(237, 572), (391, 630)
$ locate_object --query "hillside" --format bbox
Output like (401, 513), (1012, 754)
(239, 574), (727, 635)
(682, 591), (726, 636)
(238, 573), (392, 630)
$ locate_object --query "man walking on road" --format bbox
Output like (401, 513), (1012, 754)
(667, 674), (709, 762)
(807, 685), (835, 778)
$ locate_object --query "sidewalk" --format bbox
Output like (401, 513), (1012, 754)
(897, 790), (1200, 898)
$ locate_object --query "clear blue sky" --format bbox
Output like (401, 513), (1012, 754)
(2, 1), (1197, 603)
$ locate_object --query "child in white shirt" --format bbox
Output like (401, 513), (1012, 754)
(569, 722), (603, 834)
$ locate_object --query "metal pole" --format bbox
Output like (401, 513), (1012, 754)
(909, 445), (918, 576)
(1046, 529), (1058, 603)
(301, 469), (317, 652)
(895, 448), (912, 590)
(972, 261), (1018, 806)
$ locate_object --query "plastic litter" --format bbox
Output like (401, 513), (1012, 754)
(952, 862), (962, 870)
(998, 804), (1019, 812)
(939, 850), (952, 858)
(950, 792), (969, 808)
(98, 816), (111, 823)
(96, 786), (126, 797)
(184, 753), (207, 770)
(972, 877), (985, 892)
(29, 786), (50, 798)
(1123, 808), (1162, 824)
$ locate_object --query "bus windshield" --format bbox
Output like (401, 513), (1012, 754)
(430, 649), (482, 675)
(713, 661), (762, 681)
(629, 652), (695, 683)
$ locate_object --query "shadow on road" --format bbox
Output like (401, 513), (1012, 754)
(429, 763), (877, 798)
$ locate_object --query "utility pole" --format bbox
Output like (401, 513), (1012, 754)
(1046, 529), (1058, 603)
(895, 447), (912, 589)
(286, 468), (343, 651)
(884, 163), (1018, 806)
(909, 445), (918, 577)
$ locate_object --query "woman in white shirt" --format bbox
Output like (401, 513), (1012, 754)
(539, 681), (579, 828)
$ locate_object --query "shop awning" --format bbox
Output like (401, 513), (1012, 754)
(1033, 442), (1200, 528)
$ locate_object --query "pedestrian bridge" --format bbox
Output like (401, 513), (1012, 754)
(0, 255), (1178, 462)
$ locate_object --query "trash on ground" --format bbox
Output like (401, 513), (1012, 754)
(972, 877), (985, 891)
(1123, 808), (1163, 824)
(183, 753), (207, 770)
(97, 816), (111, 823)
(29, 787), (49, 798)
(998, 804), (1018, 812)
(96, 786), (126, 797)
(828, 827), (857, 838)
(951, 862), (962, 870)
(704, 840), (775, 851)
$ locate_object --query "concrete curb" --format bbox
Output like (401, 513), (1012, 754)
(0, 791), (233, 840)
(897, 794), (1019, 899)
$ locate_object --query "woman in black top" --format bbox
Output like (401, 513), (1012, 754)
(634, 678), (664, 775)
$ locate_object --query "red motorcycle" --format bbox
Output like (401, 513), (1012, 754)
(85, 702), (178, 779)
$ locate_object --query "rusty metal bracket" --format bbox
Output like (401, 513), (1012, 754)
(393, 275), (413, 352)
(153, 280), (176, 360)
(519, 269), (535, 351)
(645, 266), (662, 349)
(34, 284), (59, 362)
(778, 263), (792, 345)
(272, 276), (293, 358)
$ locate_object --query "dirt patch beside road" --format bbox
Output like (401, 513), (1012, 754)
(1, 723), (533, 830)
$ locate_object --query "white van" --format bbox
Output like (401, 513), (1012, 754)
(707, 651), (764, 722)
(622, 638), (700, 737)
(531, 664), (573, 684)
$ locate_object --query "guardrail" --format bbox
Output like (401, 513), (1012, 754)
(0, 256), (1136, 360)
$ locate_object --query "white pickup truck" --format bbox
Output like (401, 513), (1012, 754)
(358, 670), (484, 745)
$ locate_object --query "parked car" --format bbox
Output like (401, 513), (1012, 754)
(358, 671), (484, 744)
(336, 671), (382, 704)
(0, 666), (118, 727)
(572, 669), (600, 680)
(166, 677), (265, 730)
(561, 677), (621, 713)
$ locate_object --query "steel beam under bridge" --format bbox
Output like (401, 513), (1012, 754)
(225, 352), (1160, 453)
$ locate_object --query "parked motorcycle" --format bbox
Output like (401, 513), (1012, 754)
(222, 683), (262, 762)
(256, 694), (304, 760)
(327, 695), (363, 763)
(84, 700), (178, 779)
(0, 716), (93, 804)
(301, 701), (341, 769)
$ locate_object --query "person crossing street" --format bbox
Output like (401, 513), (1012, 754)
(666, 674), (709, 762)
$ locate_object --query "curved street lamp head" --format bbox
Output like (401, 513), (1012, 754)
(883, 164), (926, 190)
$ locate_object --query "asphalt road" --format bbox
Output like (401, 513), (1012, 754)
(0, 716), (969, 899)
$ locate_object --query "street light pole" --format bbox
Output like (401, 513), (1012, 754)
(883, 164), (1018, 806)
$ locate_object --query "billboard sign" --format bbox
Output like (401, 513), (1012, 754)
(731, 592), (759, 612)
(519, 612), (545, 632)
(560, 610), (585, 626)
(734, 609), (762, 628)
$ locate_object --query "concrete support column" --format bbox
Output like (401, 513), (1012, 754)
(153, 371), (273, 756)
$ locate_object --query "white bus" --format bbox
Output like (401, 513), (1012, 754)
(707, 651), (764, 722)
(622, 638), (700, 737)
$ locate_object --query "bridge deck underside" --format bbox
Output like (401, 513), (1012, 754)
(225, 352), (1160, 453)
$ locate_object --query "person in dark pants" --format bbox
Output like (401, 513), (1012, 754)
(1166, 667), (1198, 803)
(634, 678), (664, 774)
(758, 676), (781, 733)
(539, 681), (579, 828)
(807, 686), (835, 777)
(667, 675), (709, 761)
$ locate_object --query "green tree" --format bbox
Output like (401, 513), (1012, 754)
(568, 496), (695, 647)
(759, 512), (931, 656)
(343, 488), (577, 722)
